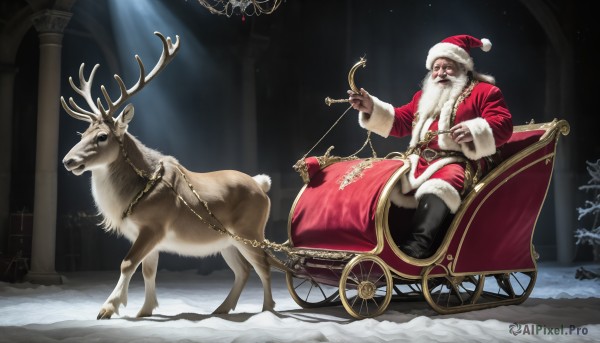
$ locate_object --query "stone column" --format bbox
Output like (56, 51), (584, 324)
(0, 64), (18, 252)
(25, 10), (72, 285)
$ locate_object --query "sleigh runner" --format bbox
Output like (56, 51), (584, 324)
(273, 119), (569, 318)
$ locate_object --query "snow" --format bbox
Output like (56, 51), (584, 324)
(0, 263), (599, 342)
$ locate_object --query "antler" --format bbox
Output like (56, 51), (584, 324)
(61, 63), (101, 122)
(61, 31), (180, 123)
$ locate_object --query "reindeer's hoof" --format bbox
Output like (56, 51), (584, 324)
(212, 307), (231, 315)
(136, 310), (153, 318)
(262, 300), (276, 312)
(97, 309), (114, 320)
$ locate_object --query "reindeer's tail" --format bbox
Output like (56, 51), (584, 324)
(252, 174), (271, 193)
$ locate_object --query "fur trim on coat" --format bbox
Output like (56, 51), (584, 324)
(358, 95), (395, 138)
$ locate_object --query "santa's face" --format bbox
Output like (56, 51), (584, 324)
(431, 57), (459, 87)
(417, 58), (468, 118)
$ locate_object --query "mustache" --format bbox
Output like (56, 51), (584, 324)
(434, 75), (459, 83)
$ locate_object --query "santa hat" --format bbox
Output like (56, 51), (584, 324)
(425, 35), (492, 71)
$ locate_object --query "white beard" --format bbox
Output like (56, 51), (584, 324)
(408, 70), (469, 148)
(417, 71), (469, 120)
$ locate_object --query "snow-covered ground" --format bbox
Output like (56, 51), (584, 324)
(0, 263), (598, 342)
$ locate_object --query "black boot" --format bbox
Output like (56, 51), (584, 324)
(400, 194), (450, 259)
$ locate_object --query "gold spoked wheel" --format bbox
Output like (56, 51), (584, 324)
(286, 271), (340, 308)
(339, 255), (393, 319)
(422, 265), (484, 315)
(423, 265), (537, 314)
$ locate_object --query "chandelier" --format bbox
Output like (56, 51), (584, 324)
(197, 0), (283, 18)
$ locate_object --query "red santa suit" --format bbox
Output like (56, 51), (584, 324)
(358, 79), (513, 213)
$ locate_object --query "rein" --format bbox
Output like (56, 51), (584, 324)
(299, 105), (378, 160)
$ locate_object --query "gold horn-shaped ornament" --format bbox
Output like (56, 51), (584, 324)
(325, 57), (367, 106)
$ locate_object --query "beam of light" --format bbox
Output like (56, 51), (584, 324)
(107, 0), (228, 169)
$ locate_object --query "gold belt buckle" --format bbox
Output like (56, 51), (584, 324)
(422, 148), (438, 162)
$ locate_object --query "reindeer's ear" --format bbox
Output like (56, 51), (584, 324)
(115, 104), (135, 133)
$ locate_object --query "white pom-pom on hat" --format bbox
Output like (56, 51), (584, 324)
(481, 38), (492, 52)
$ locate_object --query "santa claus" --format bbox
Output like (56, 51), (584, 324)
(348, 35), (513, 259)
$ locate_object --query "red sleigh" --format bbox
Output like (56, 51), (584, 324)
(278, 119), (570, 318)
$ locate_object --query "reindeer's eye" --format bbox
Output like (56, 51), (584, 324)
(97, 133), (108, 142)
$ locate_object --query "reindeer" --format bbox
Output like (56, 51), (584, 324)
(61, 32), (277, 319)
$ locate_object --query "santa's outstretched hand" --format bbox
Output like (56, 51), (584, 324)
(348, 88), (374, 115)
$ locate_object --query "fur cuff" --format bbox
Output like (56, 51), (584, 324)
(358, 95), (394, 138)
(461, 117), (496, 160)
(389, 184), (418, 209)
(415, 179), (462, 213)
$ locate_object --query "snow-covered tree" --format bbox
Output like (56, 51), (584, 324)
(576, 159), (600, 263)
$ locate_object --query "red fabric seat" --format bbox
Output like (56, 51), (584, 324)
(290, 158), (406, 252)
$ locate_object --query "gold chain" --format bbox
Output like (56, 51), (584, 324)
(122, 162), (164, 218)
(114, 130), (165, 219)
(161, 165), (354, 259)
(350, 130), (378, 158)
(159, 170), (290, 252)
(115, 131), (354, 260)
(450, 80), (478, 125)
(115, 134), (154, 180)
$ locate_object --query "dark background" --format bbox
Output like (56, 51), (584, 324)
(4, 0), (597, 271)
